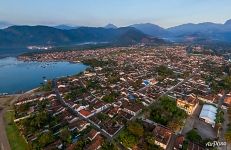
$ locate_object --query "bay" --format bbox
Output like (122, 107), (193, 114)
(0, 57), (87, 94)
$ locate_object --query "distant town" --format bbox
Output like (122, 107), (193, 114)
(4, 45), (229, 150)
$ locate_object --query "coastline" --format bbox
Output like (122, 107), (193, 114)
(0, 57), (87, 95)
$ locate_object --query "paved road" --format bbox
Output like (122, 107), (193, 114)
(53, 80), (114, 141)
(181, 104), (201, 135)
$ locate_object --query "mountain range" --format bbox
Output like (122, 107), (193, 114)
(0, 26), (164, 48)
(1, 19), (231, 48)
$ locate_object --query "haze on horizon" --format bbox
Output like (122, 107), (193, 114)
(0, 0), (231, 28)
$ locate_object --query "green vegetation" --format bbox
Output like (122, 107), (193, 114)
(118, 129), (138, 148)
(127, 122), (144, 137)
(149, 96), (187, 131)
(101, 141), (118, 150)
(118, 121), (163, 149)
(37, 131), (54, 148)
(40, 80), (52, 91)
(20, 111), (50, 134)
(130, 79), (143, 90)
(215, 108), (224, 124)
(97, 113), (110, 120)
(71, 138), (90, 150)
(108, 75), (120, 84)
(184, 129), (215, 148)
(225, 130), (231, 143)
(101, 91), (119, 103)
(118, 122), (144, 148)
(156, 65), (174, 77)
(4, 111), (29, 150)
(221, 76), (231, 91)
(86, 80), (101, 89)
(60, 127), (72, 144)
(64, 87), (87, 100)
(210, 76), (231, 93)
(225, 108), (231, 143)
(186, 129), (202, 144)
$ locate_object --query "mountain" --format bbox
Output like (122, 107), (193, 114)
(225, 19), (231, 25)
(104, 24), (117, 29)
(166, 20), (231, 43)
(0, 26), (161, 48)
(130, 23), (169, 37)
(0, 21), (12, 29)
(167, 22), (223, 35)
(53, 25), (79, 30)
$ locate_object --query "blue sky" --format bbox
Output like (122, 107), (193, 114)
(0, 0), (231, 28)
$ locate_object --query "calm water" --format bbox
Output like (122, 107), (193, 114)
(0, 57), (88, 94)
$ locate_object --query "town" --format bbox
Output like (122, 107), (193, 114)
(12, 45), (231, 150)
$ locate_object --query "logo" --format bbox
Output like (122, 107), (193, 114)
(206, 141), (226, 147)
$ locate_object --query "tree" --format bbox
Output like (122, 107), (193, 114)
(118, 130), (138, 148)
(101, 141), (118, 150)
(156, 65), (174, 77)
(38, 131), (54, 147)
(150, 96), (187, 129)
(60, 127), (72, 144)
(127, 122), (144, 137)
(72, 138), (89, 150)
(222, 76), (231, 91)
(40, 80), (52, 91)
(146, 135), (156, 145)
(225, 131), (231, 143)
(167, 119), (183, 131)
(186, 129), (202, 144)
(101, 91), (119, 103)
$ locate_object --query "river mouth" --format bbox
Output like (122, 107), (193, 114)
(0, 57), (88, 94)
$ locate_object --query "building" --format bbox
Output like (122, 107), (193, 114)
(224, 95), (231, 107)
(153, 125), (172, 149)
(199, 104), (217, 127)
(177, 94), (198, 115)
(174, 135), (184, 150)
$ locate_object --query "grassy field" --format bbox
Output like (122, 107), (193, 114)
(4, 111), (29, 150)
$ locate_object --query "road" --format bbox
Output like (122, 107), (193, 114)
(52, 70), (197, 149)
(53, 80), (114, 141)
(216, 92), (229, 150)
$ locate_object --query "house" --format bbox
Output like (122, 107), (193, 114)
(153, 125), (172, 149)
(199, 104), (217, 128)
(224, 95), (231, 107)
(174, 135), (184, 150)
(107, 107), (120, 118)
(79, 109), (92, 118)
(122, 101), (143, 116)
(84, 135), (103, 150)
(76, 120), (90, 131)
(198, 94), (220, 105)
(177, 94), (199, 115)
(44, 140), (63, 150)
(92, 100), (111, 114)
(87, 129), (100, 141)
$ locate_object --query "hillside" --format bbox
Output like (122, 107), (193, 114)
(0, 26), (162, 48)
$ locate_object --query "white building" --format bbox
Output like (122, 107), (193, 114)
(199, 104), (217, 127)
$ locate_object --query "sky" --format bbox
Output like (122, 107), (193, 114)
(0, 0), (231, 28)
